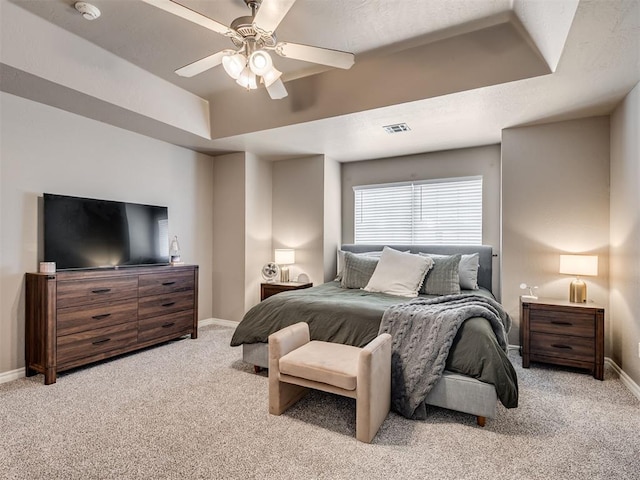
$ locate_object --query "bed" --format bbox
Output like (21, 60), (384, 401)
(231, 244), (517, 425)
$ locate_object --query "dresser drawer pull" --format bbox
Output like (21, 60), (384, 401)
(91, 313), (111, 320)
(162, 302), (176, 307)
(91, 288), (111, 294)
(162, 281), (176, 286)
(92, 338), (111, 346)
(551, 344), (573, 350)
(550, 321), (573, 326)
(161, 322), (176, 328)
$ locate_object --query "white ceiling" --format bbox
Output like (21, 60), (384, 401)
(4, 0), (640, 162)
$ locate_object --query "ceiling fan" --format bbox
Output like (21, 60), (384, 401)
(142, 0), (355, 99)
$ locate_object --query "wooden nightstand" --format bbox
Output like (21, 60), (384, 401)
(260, 281), (313, 301)
(520, 298), (604, 380)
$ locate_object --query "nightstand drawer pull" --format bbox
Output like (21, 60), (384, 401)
(92, 338), (111, 345)
(161, 302), (176, 307)
(161, 322), (175, 328)
(91, 288), (111, 294)
(551, 344), (573, 350)
(550, 321), (573, 326)
(162, 281), (176, 286)
(91, 313), (111, 320)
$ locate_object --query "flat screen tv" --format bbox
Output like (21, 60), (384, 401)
(44, 193), (170, 270)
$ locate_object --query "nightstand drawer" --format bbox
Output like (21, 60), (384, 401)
(529, 310), (594, 338)
(530, 332), (594, 362)
(260, 282), (312, 301)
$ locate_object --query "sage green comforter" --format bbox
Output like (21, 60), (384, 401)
(230, 281), (518, 408)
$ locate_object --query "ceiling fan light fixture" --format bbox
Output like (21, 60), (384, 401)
(248, 50), (273, 76)
(261, 66), (282, 87)
(236, 67), (258, 90)
(222, 53), (247, 80)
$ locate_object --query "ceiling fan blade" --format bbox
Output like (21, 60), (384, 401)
(175, 49), (236, 77)
(141, 0), (240, 40)
(266, 78), (288, 99)
(274, 42), (355, 70)
(253, 0), (297, 38)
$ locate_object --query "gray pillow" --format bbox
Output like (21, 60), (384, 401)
(335, 250), (383, 281)
(459, 253), (480, 290)
(340, 252), (379, 289)
(419, 253), (462, 295)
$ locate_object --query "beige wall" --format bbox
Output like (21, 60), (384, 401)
(244, 154), (273, 311)
(272, 156), (326, 285)
(341, 145), (502, 293)
(323, 157), (342, 282)
(0, 92), (215, 376)
(211, 153), (246, 322)
(610, 82), (640, 385)
(501, 117), (610, 345)
(214, 153), (337, 319)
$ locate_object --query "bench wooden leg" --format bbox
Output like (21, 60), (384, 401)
(476, 416), (486, 427)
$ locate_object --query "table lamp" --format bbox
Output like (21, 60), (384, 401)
(274, 249), (295, 282)
(559, 254), (598, 303)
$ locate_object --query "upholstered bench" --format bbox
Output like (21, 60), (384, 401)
(268, 322), (392, 443)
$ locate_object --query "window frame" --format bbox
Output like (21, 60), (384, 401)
(353, 175), (483, 245)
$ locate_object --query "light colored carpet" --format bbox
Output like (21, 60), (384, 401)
(1, 324), (638, 480)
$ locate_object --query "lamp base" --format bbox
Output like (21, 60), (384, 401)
(280, 266), (289, 283)
(569, 278), (586, 303)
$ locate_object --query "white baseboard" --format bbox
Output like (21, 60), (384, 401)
(605, 357), (640, 402)
(199, 317), (238, 329)
(0, 367), (26, 385)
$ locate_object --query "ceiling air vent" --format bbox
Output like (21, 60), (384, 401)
(383, 123), (411, 134)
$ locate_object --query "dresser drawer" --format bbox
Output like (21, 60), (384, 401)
(529, 310), (594, 338)
(57, 322), (138, 365)
(57, 298), (138, 336)
(138, 310), (194, 343)
(57, 276), (138, 309)
(138, 291), (195, 320)
(138, 270), (194, 297)
(530, 332), (594, 362)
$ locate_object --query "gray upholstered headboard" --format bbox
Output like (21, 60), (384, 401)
(340, 244), (494, 293)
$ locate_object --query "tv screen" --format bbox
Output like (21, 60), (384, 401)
(44, 193), (170, 270)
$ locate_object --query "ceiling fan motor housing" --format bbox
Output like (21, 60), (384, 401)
(230, 15), (276, 49)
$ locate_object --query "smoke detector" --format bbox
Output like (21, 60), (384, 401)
(74, 2), (101, 21)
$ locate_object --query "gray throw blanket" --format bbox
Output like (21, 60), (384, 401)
(378, 294), (511, 419)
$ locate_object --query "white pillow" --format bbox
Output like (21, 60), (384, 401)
(364, 247), (434, 297)
(459, 253), (480, 290)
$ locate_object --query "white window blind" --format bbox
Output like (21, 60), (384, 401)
(354, 176), (482, 245)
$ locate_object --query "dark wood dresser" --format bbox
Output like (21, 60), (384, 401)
(25, 264), (198, 384)
(520, 297), (604, 380)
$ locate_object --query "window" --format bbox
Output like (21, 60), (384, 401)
(354, 176), (482, 245)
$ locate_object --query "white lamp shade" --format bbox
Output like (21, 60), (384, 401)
(274, 249), (295, 265)
(249, 50), (273, 76)
(261, 66), (282, 87)
(559, 255), (598, 276)
(222, 53), (246, 80)
(236, 67), (258, 89)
